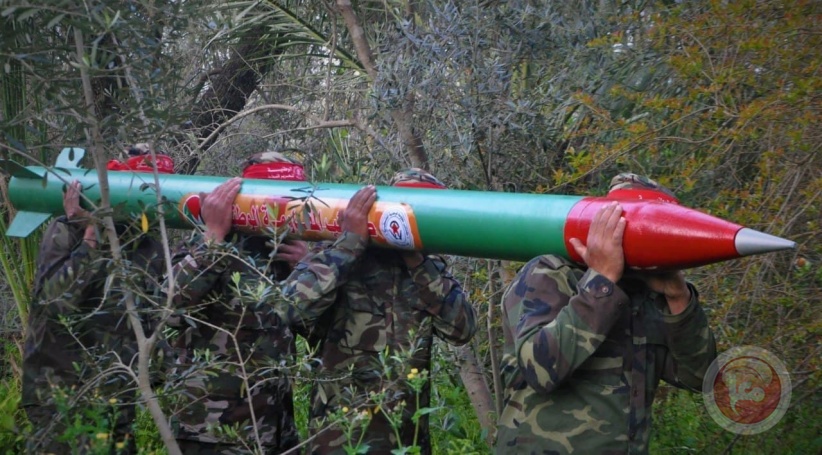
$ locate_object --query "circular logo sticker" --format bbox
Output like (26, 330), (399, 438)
(379, 207), (415, 249)
(702, 346), (791, 435)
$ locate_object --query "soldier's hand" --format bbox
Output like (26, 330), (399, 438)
(400, 251), (425, 269)
(569, 201), (626, 283)
(202, 177), (242, 242)
(639, 270), (691, 315)
(339, 185), (376, 241)
(63, 180), (91, 223)
(275, 239), (309, 268)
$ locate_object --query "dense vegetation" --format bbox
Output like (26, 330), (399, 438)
(1, 0), (819, 453)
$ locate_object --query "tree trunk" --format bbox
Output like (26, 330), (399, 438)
(453, 342), (496, 446)
(336, 0), (428, 168)
(180, 26), (282, 174)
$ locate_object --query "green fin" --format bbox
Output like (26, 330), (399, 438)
(0, 160), (44, 179)
(6, 211), (52, 238)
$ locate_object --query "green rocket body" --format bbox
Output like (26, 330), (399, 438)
(4, 161), (579, 262)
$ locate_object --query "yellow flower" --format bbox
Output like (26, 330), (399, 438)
(109, 398), (118, 404)
(96, 433), (109, 440)
(407, 372), (416, 380)
(411, 368), (419, 374)
(342, 406), (349, 413)
(115, 441), (126, 450)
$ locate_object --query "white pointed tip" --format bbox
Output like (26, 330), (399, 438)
(735, 228), (796, 257)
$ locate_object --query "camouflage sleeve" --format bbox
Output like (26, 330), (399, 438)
(279, 231), (367, 326)
(409, 256), (477, 345)
(659, 284), (717, 391)
(34, 217), (102, 315)
(501, 255), (629, 394)
(165, 233), (230, 308)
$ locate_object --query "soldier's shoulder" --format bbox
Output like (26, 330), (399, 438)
(520, 254), (578, 274)
(40, 216), (78, 245)
(535, 254), (577, 270)
(503, 255), (579, 299)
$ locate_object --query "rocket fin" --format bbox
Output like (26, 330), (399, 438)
(0, 160), (45, 179)
(55, 147), (87, 169)
(734, 228), (796, 256)
(5, 211), (52, 238)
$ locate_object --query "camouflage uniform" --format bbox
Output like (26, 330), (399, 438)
(281, 230), (477, 455)
(22, 217), (164, 454)
(169, 151), (306, 454)
(169, 235), (300, 454)
(495, 174), (717, 455)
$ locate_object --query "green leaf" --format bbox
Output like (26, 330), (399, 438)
(46, 13), (65, 29)
(16, 8), (38, 22)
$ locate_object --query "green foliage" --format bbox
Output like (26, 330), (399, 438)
(50, 388), (129, 455)
(0, 209), (39, 328)
(652, 385), (822, 454)
(429, 348), (489, 454)
(0, 376), (27, 454)
(133, 407), (167, 454)
(0, 323), (25, 454)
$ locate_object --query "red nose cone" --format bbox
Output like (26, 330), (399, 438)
(564, 197), (742, 270)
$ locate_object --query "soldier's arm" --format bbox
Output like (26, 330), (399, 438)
(658, 285), (717, 391)
(278, 185), (373, 326)
(408, 256), (476, 345)
(502, 256), (629, 395)
(164, 233), (230, 307)
(35, 217), (104, 314)
(165, 177), (240, 307)
(278, 232), (366, 326)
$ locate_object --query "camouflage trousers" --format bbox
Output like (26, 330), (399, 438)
(176, 439), (299, 454)
(172, 389), (300, 452)
(307, 380), (431, 455)
(24, 403), (136, 455)
(307, 411), (431, 455)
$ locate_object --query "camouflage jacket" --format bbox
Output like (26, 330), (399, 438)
(281, 231), (477, 455)
(22, 217), (164, 407)
(168, 234), (299, 451)
(496, 255), (716, 455)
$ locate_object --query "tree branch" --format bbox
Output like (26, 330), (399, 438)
(73, 27), (181, 455)
(336, 0), (428, 168)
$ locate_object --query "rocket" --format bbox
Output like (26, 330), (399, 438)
(0, 147), (795, 269)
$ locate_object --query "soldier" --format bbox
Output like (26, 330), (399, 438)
(281, 168), (478, 455)
(22, 148), (173, 454)
(495, 173), (717, 454)
(168, 152), (308, 454)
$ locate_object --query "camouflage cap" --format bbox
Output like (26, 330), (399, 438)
(608, 172), (679, 203)
(242, 151), (305, 181)
(389, 168), (447, 189)
(243, 151), (302, 167)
